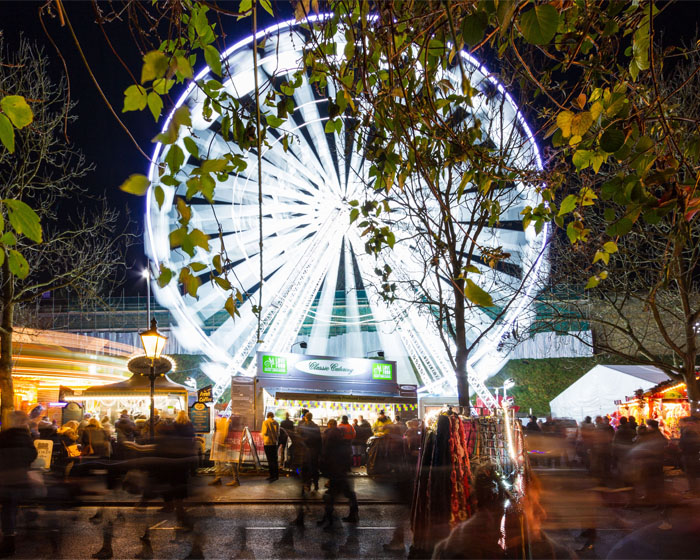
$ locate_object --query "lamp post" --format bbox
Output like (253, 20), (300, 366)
(140, 318), (168, 438)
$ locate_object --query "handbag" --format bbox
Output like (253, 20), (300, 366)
(64, 442), (81, 458)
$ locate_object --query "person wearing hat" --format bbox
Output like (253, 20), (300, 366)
(372, 410), (392, 436)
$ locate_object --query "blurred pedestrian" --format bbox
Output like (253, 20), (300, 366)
(279, 412), (294, 469)
(679, 416), (700, 493)
(157, 411), (196, 521)
(209, 414), (240, 487)
(631, 419), (668, 504)
(101, 416), (115, 439)
(82, 417), (112, 458)
(354, 416), (372, 466)
(261, 412), (280, 482)
(317, 419), (358, 528)
(613, 416), (635, 479)
(298, 412), (321, 492)
(526, 415), (541, 432)
(590, 416), (614, 480)
(0, 411), (38, 556)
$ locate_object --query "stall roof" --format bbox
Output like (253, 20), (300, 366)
(550, 364), (668, 421)
(70, 374), (188, 398)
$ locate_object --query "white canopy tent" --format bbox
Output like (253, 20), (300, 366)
(549, 365), (669, 421)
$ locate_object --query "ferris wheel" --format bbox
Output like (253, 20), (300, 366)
(145, 17), (548, 406)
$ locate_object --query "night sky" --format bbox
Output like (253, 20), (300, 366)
(0, 1), (698, 297)
(0, 1), (287, 296)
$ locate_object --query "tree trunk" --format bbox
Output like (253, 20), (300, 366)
(453, 279), (470, 413)
(0, 258), (15, 429)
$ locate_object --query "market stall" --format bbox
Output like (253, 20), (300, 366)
(241, 351), (418, 429)
(618, 378), (693, 438)
(63, 369), (188, 422)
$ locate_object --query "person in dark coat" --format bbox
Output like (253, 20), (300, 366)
(297, 412), (321, 492)
(0, 411), (38, 556)
(317, 419), (358, 528)
(525, 415), (541, 432)
(679, 416), (700, 493)
(613, 416), (636, 478)
(279, 412), (294, 469)
(629, 419), (668, 504)
(353, 415), (373, 466)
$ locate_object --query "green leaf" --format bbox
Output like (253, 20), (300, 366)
(584, 275), (600, 290)
(0, 95), (33, 129)
(572, 149), (593, 171)
(4, 199), (42, 243)
(266, 114), (284, 128)
(600, 128), (625, 153)
(141, 51), (169, 84)
(259, 0), (273, 16)
(176, 197), (192, 224)
(203, 45), (222, 76)
(570, 112), (593, 137)
(173, 105), (192, 128)
(603, 241), (618, 253)
(0, 114), (15, 153)
(464, 278), (493, 307)
(179, 267), (201, 298)
(152, 78), (175, 95)
(239, 0), (252, 14)
(190, 262), (208, 272)
(350, 208), (359, 224)
(7, 249), (29, 279)
(224, 295), (238, 318)
(0, 231), (17, 246)
(213, 254), (223, 274)
(165, 145), (185, 173)
(118, 174), (150, 196)
(214, 276), (232, 291)
(519, 4), (559, 45)
(201, 158), (228, 173)
(147, 92), (163, 121)
(183, 137), (199, 159)
(462, 11), (488, 46)
(606, 217), (633, 237)
(173, 56), (194, 80)
(593, 250), (609, 265)
(556, 110), (574, 137)
(123, 85), (148, 112)
(157, 265), (173, 288)
(189, 228), (210, 251)
(464, 264), (481, 274)
(154, 185), (165, 208)
(558, 194), (577, 216)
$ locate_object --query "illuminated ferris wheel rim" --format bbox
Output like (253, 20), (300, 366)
(144, 15), (549, 389)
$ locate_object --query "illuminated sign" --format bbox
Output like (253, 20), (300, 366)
(262, 355), (288, 374)
(372, 363), (393, 380)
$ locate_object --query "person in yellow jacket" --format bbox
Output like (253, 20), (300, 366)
(372, 410), (392, 436)
(261, 411), (280, 482)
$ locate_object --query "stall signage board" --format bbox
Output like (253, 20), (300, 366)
(33, 439), (53, 469)
(189, 402), (211, 433)
(257, 351), (397, 385)
(197, 385), (214, 403)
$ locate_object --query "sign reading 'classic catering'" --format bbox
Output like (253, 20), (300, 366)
(258, 351), (396, 384)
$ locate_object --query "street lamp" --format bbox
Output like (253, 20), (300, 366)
(140, 318), (168, 438)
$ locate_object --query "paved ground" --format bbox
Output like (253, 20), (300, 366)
(7, 466), (700, 558)
(10, 504), (410, 559)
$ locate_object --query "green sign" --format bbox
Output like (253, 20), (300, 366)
(372, 363), (392, 380)
(262, 354), (288, 374)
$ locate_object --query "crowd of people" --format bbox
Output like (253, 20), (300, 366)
(524, 412), (700, 503)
